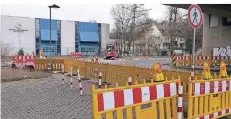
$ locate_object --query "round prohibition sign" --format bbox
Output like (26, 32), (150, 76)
(188, 4), (203, 29)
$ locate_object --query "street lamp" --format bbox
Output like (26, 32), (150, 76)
(48, 4), (60, 71)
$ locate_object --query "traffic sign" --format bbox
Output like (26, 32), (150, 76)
(188, 4), (203, 29)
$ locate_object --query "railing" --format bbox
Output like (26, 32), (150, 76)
(172, 56), (231, 66)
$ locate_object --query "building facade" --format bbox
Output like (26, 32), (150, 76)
(134, 25), (186, 56)
(1, 15), (36, 55)
(1, 15), (110, 56)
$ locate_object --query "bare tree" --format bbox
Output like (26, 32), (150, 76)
(1, 41), (12, 57)
(111, 4), (133, 56)
(162, 6), (203, 55)
(111, 4), (153, 56)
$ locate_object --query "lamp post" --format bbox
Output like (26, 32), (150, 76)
(48, 4), (60, 71)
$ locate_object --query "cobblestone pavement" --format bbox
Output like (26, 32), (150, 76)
(1, 77), (92, 119)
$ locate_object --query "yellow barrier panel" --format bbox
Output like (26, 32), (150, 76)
(173, 56), (231, 66)
(51, 59), (63, 71)
(92, 78), (181, 119)
(187, 78), (231, 119)
(35, 59), (49, 70)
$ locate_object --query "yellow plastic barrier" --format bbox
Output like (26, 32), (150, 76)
(51, 59), (63, 71)
(35, 58), (201, 86)
(187, 78), (231, 119)
(173, 56), (231, 66)
(92, 78), (181, 119)
(35, 59), (48, 70)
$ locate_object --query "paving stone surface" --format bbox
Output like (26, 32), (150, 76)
(1, 76), (92, 119)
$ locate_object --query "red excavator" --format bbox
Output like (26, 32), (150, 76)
(104, 45), (118, 60)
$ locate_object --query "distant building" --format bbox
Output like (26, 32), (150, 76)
(133, 24), (186, 56)
(1, 15), (110, 56)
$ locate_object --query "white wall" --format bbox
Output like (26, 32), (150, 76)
(61, 20), (75, 55)
(1, 15), (35, 55)
(101, 23), (110, 51)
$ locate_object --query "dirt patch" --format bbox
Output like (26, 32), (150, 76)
(1, 68), (51, 82)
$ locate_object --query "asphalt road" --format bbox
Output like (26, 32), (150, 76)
(100, 57), (172, 69)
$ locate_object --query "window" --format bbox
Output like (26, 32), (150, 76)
(209, 14), (219, 28)
(222, 17), (231, 26)
(81, 48), (85, 52)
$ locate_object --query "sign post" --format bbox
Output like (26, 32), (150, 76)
(188, 4), (203, 80)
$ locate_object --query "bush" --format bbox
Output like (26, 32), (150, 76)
(18, 48), (24, 56)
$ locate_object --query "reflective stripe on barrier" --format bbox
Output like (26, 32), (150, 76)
(177, 85), (183, 119)
(196, 108), (231, 119)
(192, 80), (231, 95)
(172, 55), (176, 67)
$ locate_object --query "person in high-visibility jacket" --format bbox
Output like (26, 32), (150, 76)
(152, 63), (165, 82)
(220, 61), (228, 78)
(202, 62), (212, 80)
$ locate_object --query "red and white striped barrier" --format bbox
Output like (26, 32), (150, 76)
(96, 82), (178, 112)
(212, 56), (220, 66)
(177, 85), (183, 119)
(70, 66), (73, 89)
(62, 64), (64, 84)
(77, 68), (83, 95)
(192, 80), (231, 96)
(128, 77), (132, 85)
(70, 52), (82, 58)
(12, 56), (35, 68)
(196, 108), (231, 119)
(98, 72), (102, 88)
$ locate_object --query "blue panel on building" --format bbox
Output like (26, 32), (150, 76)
(79, 32), (99, 42)
(80, 42), (99, 56)
(78, 22), (98, 32)
(40, 29), (57, 41)
(39, 18), (58, 56)
(40, 42), (57, 56)
(39, 19), (57, 30)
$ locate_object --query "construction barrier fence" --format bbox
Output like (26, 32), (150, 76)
(187, 78), (231, 119)
(92, 78), (181, 119)
(34, 58), (231, 119)
(172, 56), (231, 67)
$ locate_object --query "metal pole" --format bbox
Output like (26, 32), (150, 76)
(49, 8), (52, 71)
(192, 28), (196, 79)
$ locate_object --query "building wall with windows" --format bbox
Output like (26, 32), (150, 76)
(1, 15), (110, 56)
(1, 15), (35, 55)
(61, 20), (75, 55)
(36, 18), (59, 56)
(78, 22), (99, 56)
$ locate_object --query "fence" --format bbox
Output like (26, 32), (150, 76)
(91, 78), (181, 119)
(172, 56), (231, 67)
(187, 78), (231, 119)
(34, 58), (231, 118)
(34, 58), (201, 86)
(35, 59), (63, 71)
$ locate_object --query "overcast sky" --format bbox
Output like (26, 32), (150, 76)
(1, 4), (186, 30)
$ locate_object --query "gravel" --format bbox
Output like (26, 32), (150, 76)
(1, 77), (93, 119)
